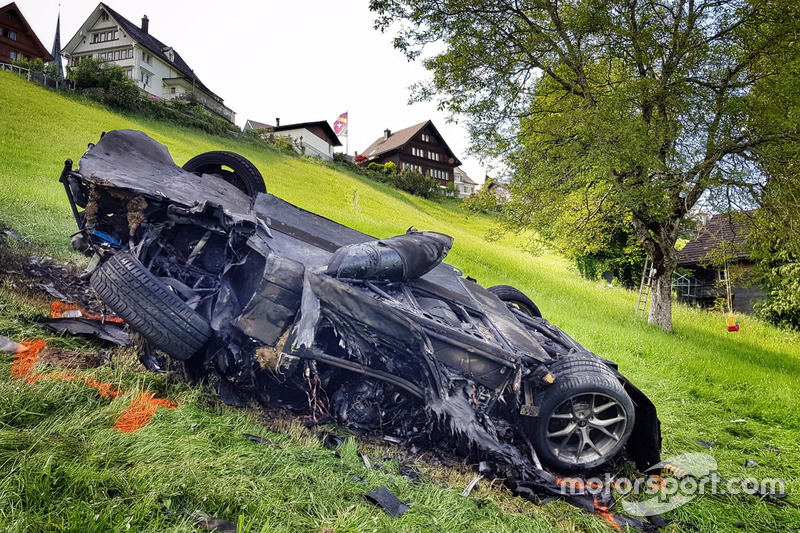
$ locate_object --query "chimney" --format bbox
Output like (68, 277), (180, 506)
(276, 117), (280, 127)
(384, 129), (391, 140)
(141, 15), (149, 34)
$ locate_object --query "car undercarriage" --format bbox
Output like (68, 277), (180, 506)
(60, 129), (661, 477)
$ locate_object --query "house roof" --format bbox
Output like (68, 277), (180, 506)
(0, 2), (54, 61)
(244, 119), (273, 131)
(454, 167), (478, 185)
(273, 120), (342, 147)
(361, 120), (462, 165)
(678, 213), (752, 266)
(64, 3), (223, 103)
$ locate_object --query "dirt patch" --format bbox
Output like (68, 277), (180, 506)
(0, 228), (102, 314)
(38, 345), (104, 369)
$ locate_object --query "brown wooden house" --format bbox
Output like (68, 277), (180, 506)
(0, 2), (53, 64)
(675, 213), (764, 313)
(360, 121), (462, 186)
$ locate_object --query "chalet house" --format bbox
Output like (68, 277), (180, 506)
(453, 167), (478, 198)
(360, 121), (462, 186)
(61, 3), (235, 123)
(485, 178), (511, 202)
(0, 2), (53, 64)
(674, 213), (764, 313)
(244, 118), (342, 161)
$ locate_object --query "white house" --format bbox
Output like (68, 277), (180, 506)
(453, 167), (479, 198)
(61, 3), (235, 123)
(245, 118), (342, 161)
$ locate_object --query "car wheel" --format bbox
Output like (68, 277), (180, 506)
(90, 251), (212, 360)
(182, 151), (266, 197)
(488, 285), (542, 318)
(532, 355), (635, 472)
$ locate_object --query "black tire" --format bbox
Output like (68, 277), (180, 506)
(182, 151), (266, 197)
(531, 355), (635, 472)
(488, 284), (542, 318)
(90, 252), (212, 360)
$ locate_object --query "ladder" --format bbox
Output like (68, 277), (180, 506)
(636, 258), (655, 316)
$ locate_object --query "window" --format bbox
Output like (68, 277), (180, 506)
(8, 30), (16, 40)
(140, 71), (150, 86)
(421, 134), (430, 142)
(411, 147), (424, 157)
(170, 87), (176, 94)
(106, 31), (112, 41)
(9, 50), (17, 60)
(101, 11), (110, 21)
(143, 52), (151, 64)
(406, 163), (423, 173)
(427, 151), (439, 161)
(114, 31), (119, 40)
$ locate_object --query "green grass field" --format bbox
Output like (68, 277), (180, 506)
(1, 71), (799, 532)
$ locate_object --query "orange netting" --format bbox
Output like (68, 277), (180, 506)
(10, 339), (47, 378)
(25, 371), (122, 398)
(10, 338), (176, 431)
(50, 301), (125, 323)
(593, 497), (622, 530)
(114, 392), (178, 433)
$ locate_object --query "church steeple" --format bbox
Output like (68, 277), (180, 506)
(50, 11), (63, 78)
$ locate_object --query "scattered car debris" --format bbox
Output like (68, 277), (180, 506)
(35, 282), (68, 301)
(57, 130), (664, 525)
(462, 474), (483, 497)
(745, 459), (758, 468)
(360, 452), (373, 470)
(0, 334), (21, 354)
(321, 433), (345, 450)
(190, 513), (237, 533)
(242, 433), (272, 446)
(364, 486), (410, 517)
(40, 317), (132, 346)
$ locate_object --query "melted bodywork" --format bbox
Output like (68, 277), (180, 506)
(60, 130), (661, 478)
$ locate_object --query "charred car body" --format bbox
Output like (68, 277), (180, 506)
(60, 130), (660, 474)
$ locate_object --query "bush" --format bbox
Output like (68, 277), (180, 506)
(391, 169), (444, 200)
(756, 261), (800, 330)
(105, 79), (139, 110)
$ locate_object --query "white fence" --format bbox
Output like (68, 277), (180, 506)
(0, 62), (74, 90)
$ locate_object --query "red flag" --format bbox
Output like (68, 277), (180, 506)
(333, 112), (348, 136)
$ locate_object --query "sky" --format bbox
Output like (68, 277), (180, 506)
(18, 0), (489, 184)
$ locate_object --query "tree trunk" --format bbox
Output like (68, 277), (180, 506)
(632, 216), (681, 332)
(648, 265), (675, 332)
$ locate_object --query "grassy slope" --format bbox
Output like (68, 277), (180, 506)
(1, 71), (798, 532)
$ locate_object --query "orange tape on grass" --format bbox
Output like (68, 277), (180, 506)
(10, 339), (47, 378)
(11, 339), (176, 431)
(114, 392), (178, 433)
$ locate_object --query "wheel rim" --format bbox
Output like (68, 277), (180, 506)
(192, 163), (250, 194)
(507, 299), (536, 317)
(544, 392), (629, 465)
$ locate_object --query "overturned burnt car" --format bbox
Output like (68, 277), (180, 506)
(60, 130), (660, 474)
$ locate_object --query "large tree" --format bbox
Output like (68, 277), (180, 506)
(370, 0), (800, 331)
